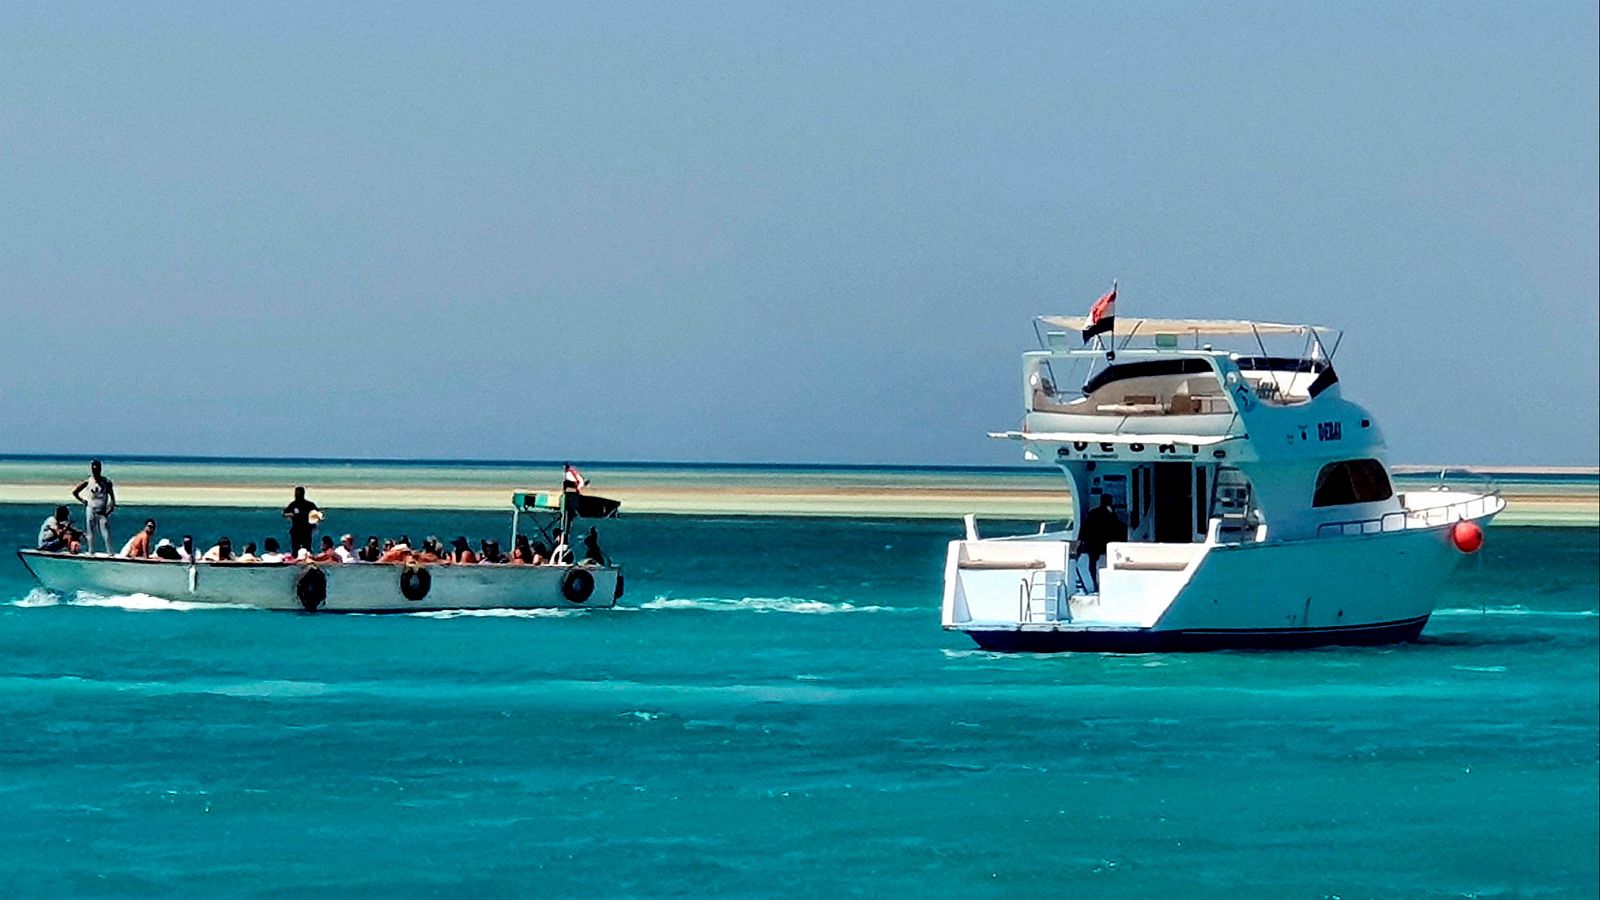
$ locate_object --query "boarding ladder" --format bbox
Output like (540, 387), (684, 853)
(1019, 570), (1071, 624)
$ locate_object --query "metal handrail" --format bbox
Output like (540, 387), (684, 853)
(1316, 491), (1504, 538)
(1018, 570), (1067, 624)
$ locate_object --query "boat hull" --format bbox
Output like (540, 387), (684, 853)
(944, 508), (1497, 652)
(962, 615), (1429, 653)
(17, 552), (622, 612)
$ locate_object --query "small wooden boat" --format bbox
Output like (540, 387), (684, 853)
(18, 491), (624, 613)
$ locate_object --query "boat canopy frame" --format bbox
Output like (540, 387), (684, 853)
(1033, 317), (1344, 366)
(1034, 317), (1335, 338)
(509, 490), (620, 556)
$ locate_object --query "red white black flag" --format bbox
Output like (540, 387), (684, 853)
(1081, 284), (1116, 342)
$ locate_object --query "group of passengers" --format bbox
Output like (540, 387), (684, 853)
(35, 466), (609, 568)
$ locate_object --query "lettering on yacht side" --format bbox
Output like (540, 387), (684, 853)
(1317, 421), (1342, 442)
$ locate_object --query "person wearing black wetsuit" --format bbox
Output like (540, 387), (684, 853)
(282, 486), (320, 555)
(1076, 494), (1126, 592)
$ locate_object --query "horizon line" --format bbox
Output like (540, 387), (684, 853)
(0, 452), (1595, 478)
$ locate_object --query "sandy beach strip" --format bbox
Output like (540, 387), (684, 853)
(0, 475), (1592, 525)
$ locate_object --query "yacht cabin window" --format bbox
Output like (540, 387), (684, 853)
(1312, 459), (1393, 507)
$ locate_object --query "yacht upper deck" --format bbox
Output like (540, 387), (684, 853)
(1025, 317), (1341, 420)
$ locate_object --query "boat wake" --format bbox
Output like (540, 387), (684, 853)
(11, 588), (61, 608)
(405, 608), (588, 619)
(1433, 606), (1597, 618)
(641, 596), (895, 614)
(8, 588), (253, 612)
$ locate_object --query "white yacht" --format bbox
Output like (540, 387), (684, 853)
(943, 317), (1502, 651)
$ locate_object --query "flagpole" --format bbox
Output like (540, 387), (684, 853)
(1105, 279), (1117, 362)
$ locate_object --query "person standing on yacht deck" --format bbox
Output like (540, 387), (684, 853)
(71, 459), (116, 554)
(1077, 494), (1126, 592)
(282, 486), (319, 555)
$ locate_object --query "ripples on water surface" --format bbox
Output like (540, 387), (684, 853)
(1, 506), (1595, 897)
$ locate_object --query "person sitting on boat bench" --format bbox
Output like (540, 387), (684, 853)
(510, 535), (535, 565)
(581, 528), (608, 566)
(38, 506), (83, 553)
(1077, 495), (1127, 592)
(415, 537), (446, 564)
(118, 519), (158, 558)
(377, 537), (414, 564)
(203, 537), (235, 562)
(310, 536), (341, 563)
(154, 538), (181, 561)
(335, 534), (360, 564)
(549, 528), (572, 565)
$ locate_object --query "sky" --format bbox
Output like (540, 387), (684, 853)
(2, 2), (1596, 466)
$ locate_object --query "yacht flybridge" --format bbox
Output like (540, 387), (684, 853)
(942, 316), (1502, 652)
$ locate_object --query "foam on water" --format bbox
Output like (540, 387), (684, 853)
(1433, 605), (1598, 617)
(65, 591), (256, 612)
(641, 595), (895, 614)
(406, 608), (588, 619)
(10, 587), (256, 612)
(12, 587), (60, 607)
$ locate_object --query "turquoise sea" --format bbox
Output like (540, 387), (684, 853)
(1, 499), (1596, 897)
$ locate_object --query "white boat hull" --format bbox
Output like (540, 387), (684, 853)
(18, 552), (623, 612)
(942, 503), (1499, 652)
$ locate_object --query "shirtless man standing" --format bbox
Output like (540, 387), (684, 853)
(72, 459), (117, 554)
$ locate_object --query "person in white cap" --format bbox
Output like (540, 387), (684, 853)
(334, 533), (359, 564)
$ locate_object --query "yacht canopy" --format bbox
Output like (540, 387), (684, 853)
(989, 431), (1239, 446)
(1035, 317), (1328, 337)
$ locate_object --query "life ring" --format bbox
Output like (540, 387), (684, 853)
(613, 571), (625, 601)
(296, 565), (327, 611)
(561, 568), (596, 604)
(400, 564), (432, 602)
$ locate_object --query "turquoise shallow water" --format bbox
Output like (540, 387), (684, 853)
(1, 504), (1595, 897)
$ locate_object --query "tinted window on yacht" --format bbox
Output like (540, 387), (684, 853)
(1312, 459), (1394, 507)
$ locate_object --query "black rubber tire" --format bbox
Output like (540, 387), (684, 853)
(561, 568), (596, 604)
(296, 566), (328, 611)
(399, 565), (432, 602)
(613, 571), (625, 601)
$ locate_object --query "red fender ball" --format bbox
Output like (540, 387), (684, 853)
(1450, 520), (1484, 554)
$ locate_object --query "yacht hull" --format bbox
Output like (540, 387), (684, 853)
(944, 508), (1497, 653)
(963, 615), (1429, 653)
(18, 551), (622, 612)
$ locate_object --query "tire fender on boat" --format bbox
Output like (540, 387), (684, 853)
(613, 571), (625, 601)
(561, 567), (596, 604)
(296, 565), (328, 611)
(400, 563), (432, 602)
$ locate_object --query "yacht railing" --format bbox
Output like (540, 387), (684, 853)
(1316, 489), (1504, 538)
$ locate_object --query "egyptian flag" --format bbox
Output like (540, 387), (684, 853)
(563, 463), (589, 493)
(1081, 285), (1116, 342)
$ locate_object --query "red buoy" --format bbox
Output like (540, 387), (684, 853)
(1450, 520), (1484, 554)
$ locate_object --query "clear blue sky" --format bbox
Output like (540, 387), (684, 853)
(3, 2), (1596, 466)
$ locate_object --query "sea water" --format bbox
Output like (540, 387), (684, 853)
(0, 504), (1594, 897)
